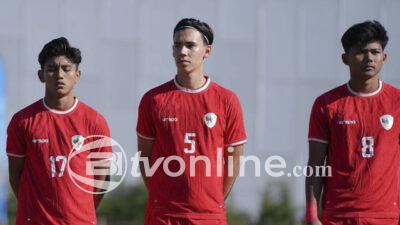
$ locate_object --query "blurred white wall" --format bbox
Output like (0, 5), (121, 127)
(1, 0), (400, 220)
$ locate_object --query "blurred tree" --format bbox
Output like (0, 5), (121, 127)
(97, 182), (147, 225)
(226, 202), (253, 225)
(256, 182), (295, 225)
(7, 192), (16, 225)
(9, 182), (302, 225)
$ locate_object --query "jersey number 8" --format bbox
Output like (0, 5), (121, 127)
(361, 136), (374, 158)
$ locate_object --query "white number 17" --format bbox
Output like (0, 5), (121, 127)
(50, 155), (67, 177)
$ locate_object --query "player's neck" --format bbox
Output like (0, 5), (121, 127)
(176, 72), (206, 90)
(348, 76), (380, 94)
(44, 94), (76, 111)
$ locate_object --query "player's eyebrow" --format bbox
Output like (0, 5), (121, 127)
(174, 41), (196, 45)
(45, 62), (73, 69)
(369, 48), (382, 51)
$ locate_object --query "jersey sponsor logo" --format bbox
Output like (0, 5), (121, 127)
(72, 135), (84, 151)
(380, 114), (394, 130)
(32, 138), (49, 144)
(337, 120), (356, 125)
(204, 112), (217, 128)
(161, 117), (178, 122)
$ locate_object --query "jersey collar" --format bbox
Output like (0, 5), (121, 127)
(346, 80), (382, 97)
(174, 76), (211, 93)
(42, 97), (79, 114)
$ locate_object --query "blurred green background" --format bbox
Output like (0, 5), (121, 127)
(7, 182), (305, 225)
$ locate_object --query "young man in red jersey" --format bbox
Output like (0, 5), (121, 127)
(7, 37), (111, 225)
(306, 21), (400, 225)
(137, 18), (247, 224)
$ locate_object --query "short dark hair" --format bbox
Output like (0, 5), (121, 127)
(341, 20), (388, 53)
(38, 37), (82, 69)
(173, 18), (214, 45)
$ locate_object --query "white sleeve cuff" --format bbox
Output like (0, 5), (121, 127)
(137, 132), (155, 141)
(7, 153), (26, 158)
(308, 138), (329, 144)
(225, 139), (247, 147)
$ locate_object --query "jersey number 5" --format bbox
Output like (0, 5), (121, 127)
(184, 133), (196, 154)
(361, 136), (374, 158)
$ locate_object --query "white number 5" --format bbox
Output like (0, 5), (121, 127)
(184, 133), (196, 154)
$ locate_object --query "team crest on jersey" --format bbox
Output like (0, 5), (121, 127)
(72, 135), (84, 151)
(204, 113), (217, 128)
(380, 114), (394, 130)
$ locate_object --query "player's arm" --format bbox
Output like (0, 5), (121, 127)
(305, 141), (328, 225)
(8, 156), (26, 198)
(92, 114), (113, 209)
(137, 136), (154, 188)
(223, 144), (244, 200)
(93, 174), (109, 209)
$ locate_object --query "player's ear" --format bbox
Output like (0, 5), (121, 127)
(382, 52), (387, 64)
(203, 45), (212, 59)
(342, 53), (349, 65)
(38, 70), (45, 83)
(75, 69), (81, 83)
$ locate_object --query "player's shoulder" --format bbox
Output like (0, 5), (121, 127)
(11, 99), (44, 124)
(76, 99), (107, 122)
(382, 81), (400, 95)
(208, 80), (239, 100)
(141, 79), (175, 101)
(313, 83), (348, 106)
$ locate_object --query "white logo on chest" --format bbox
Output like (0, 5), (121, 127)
(32, 138), (48, 144)
(162, 117), (178, 122)
(337, 120), (356, 125)
(204, 112), (217, 128)
(72, 135), (84, 151)
(380, 114), (394, 130)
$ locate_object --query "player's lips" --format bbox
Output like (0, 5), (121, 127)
(363, 65), (375, 71)
(55, 81), (66, 88)
(176, 59), (190, 64)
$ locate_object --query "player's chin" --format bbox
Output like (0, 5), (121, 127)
(52, 88), (72, 98)
(361, 72), (379, 79)
(354, 70), (378, 80)
(177, 66), (193, 74)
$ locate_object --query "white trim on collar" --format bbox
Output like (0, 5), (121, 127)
(42, 98), (79, 114)
(174, 76), (211, 93)
(346, 80), (382, 97)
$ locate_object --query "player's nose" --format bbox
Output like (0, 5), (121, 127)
(54, 67), (66, 79)
(364, 51), (373, 62)
(177, 46), (189, 55)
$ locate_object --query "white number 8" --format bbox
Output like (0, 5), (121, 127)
(184, 133), (196, 154)
(361, 136), (374, 158)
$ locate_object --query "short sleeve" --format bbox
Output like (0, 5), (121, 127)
(89, 114), (112, 160)
(6, 114), (27, 157)
(308, 97), (329, 144)
(136, 93), (156, 140)
(224, 93), (247, 147)
(94, 114), (111, 138)
(95, 114), (111, 151)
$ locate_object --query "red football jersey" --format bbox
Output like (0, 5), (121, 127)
(137, 77), (247, 220)
(7, 98), (111, 225)
(308, 80), (400, 219)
